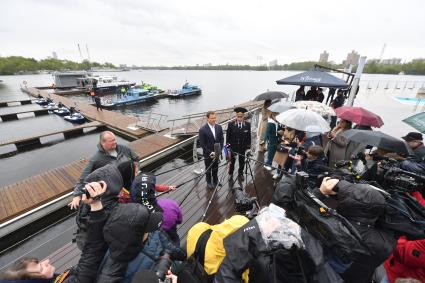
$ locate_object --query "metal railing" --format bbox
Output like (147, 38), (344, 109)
(136, 112), (168, 133)
(167, 103), (262, 136)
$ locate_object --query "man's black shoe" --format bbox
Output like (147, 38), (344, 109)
(238, 174), (245, 181)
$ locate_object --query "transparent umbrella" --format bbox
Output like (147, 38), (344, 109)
(293, 101), (335, 117)
(267, 101), (294, 113)
(276, 109), (331, 133)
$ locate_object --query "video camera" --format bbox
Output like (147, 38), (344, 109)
(234, 187), (259, 218)
(378, 160), (425, 194)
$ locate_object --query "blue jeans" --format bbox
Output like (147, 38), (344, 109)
(266, 144), (276, 166)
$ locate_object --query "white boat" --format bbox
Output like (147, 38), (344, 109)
(77, 75), (134, 95)
(64, 113), (85, 124)
(53, 71), (90, 88)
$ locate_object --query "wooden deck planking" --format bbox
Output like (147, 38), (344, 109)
(46, 152), (275, 272)
(0, 160), (88, 223)
(23, 87), (148, 139)
(0, 89), (262, 226)
(0, 121), (102, 147)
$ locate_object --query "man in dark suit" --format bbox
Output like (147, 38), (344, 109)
(199, 111), (224, 189)
(226, 107), (251, 181)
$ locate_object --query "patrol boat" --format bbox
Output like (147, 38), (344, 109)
(168, 82), (201, 98)
(77, 75), (135, 95)
(101, 86), (156, 108)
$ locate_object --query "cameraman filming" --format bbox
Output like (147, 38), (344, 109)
(313, 177), (397, 283)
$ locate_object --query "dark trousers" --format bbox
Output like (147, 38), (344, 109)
(204, 157), (219, 185)
(229, 149), (245, 176)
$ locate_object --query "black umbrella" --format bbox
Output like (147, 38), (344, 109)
(276, 70), (348, 88)
(340, 129), (413, 156)
(254, 91), (288, 101)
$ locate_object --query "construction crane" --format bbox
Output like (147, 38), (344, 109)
(85, 44), (91, 62)
(379, 43), (386, 63)
(77, 44), (84, 62)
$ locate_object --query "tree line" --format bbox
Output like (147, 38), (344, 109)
(0, 56), (116, 75)
(1, 56), (425, 75)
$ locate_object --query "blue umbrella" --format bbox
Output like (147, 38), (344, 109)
(276, 70), (348, 88)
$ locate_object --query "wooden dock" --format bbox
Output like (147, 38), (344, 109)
(0, 159), (88, 223)
(0, 98), (35, 108)
(0, 107), (55, 122)
(22, 87), (149, 139)
(0, 96), (262, 225)
(0, 121), (104, 150)
(48, 151), (275, 273)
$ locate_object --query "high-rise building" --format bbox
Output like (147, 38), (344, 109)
(269, 59), (278, 67)
(52, 51), (58, 60)
(344, 50), (360, 66)
(319, 51), (329, 63)
(381, 58), (402, 65)
(412, 58), (425, 63)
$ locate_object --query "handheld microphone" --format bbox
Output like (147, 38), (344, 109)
(214, 143), (221, 160)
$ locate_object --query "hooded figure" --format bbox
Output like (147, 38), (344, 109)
(215, 204), (315, 283)
(97, 203), (163, 282)
(186, 215), (250, 282)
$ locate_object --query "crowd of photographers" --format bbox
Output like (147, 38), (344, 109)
(1, 106), (425, 283)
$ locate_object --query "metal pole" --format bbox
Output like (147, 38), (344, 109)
(347, 56), (366, 106)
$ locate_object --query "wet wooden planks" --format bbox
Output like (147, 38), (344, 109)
(50, 152), (275, 273)
(0, 160), (88, 223)
(0, 121), (103, 147)
(23, 87), (148, 139)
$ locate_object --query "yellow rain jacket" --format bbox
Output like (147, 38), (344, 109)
(187, 215), (250, 281)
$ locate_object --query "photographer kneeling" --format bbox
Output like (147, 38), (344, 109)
(314, 177), (397, 283)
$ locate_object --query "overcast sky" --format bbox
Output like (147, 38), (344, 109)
(1, 0), (424, 66)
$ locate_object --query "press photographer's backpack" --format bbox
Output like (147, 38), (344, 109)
(379, 192), (425, 240)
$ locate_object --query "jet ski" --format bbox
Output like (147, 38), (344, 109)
(53, 107), (70, 116)
(64, 113), (85, 124)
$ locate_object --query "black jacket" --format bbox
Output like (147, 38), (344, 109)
(314, 181), (397, 283)
(215, 220), (315, 283)
(74, 144), (139, 194)
(97, 203), (154, 282)
(226, 121), (251, 153)
(63, 210), (108, 283)
(199, 123), (224, 158)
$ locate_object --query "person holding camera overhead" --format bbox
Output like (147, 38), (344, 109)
(226, 107), (251, 181)
(199, 111), (224, 189)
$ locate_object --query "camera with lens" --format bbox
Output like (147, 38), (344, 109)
(82, 182), (105, 199)
(379, 161), (425, 194)
(154, 252), (172, 282)
(234, 188), (257, 216)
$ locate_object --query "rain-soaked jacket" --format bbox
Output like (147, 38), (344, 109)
(215, 204), (314, 283)
(186, 215), (249, 281)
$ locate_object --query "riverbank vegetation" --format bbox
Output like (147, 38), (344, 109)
(1, 56), (424, 75)
(0, 56), (115, 75)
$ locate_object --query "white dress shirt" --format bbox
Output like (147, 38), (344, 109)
(208, 123), (216, 139)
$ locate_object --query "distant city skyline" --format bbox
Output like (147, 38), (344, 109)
(1, 0), (424, 66)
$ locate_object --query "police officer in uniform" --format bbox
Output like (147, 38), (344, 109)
(226, 107), (251, 180)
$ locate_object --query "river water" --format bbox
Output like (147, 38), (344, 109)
(0, 70), (424, 187)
